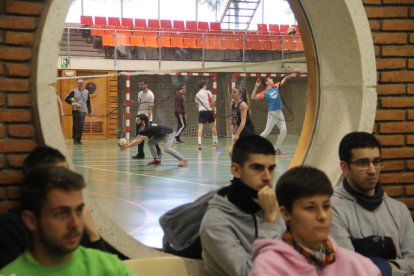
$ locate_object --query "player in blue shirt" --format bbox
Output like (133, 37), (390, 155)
(251, 73), (297, 155)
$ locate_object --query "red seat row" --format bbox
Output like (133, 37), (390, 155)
(81, 16), (300, 35)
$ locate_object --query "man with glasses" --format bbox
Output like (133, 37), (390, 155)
(65, 79), (91, 145)
(330, 131), (414, 275)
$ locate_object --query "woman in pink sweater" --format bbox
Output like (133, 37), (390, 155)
(250, 166), (380, 276)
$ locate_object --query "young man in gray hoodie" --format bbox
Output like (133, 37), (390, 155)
(199, 135), (285, 276)
(330, 131), (414, 276)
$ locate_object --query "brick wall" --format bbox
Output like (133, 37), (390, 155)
(365, 0), (414, 216)
(1, 0), (414, 216)
(0, 0), (43, 212)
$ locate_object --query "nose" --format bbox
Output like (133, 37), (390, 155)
(68, 211), (81, 228)
(262, 169), (272, 182)
(317, 207), (328, 220)
(367, 162), (377, 173)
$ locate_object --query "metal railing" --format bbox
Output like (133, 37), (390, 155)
(61, 27), (305, 68)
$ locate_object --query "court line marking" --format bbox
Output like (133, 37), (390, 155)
(75, 165), (222, 188)
(89, 192), (152, 235)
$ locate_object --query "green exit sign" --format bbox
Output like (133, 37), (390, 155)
(61, 57), (70, 68)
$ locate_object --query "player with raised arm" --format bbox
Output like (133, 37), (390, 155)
(250, 72), (297, 155)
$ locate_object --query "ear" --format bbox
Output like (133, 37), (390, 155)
(279, 206), (291, 223)
(340, 160), (350, 175)
(22, 210), (38, 232)
(230, 162), (241, 179)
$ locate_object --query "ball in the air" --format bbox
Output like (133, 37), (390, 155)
(287, 26), (297, 36)
(118, 138), (128, 147)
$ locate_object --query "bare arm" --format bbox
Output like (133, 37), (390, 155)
(148, 103), (154, 122)
(251, 78), (261, 100)
(234, 102), (248, 140)
(280, 72), (297, 86)
(120, 135), (145, 151)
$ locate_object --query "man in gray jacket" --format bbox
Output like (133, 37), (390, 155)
(330, 131), (414, 276)
(199, 135), (285, 276)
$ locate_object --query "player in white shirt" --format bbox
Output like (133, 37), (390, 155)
(195, 80), (219, 150)
(133, 81), (160, 159)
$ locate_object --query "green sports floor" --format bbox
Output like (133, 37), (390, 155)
(67, 135), (299, 249)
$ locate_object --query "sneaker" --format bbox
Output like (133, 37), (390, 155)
(213, 142), (219, 149)
(178, 159), (189, 167)
(132, 154), (145, 160)
(198, 144), (203, 150)
(175, 140), (184, 144)
(275, 148), (285, 155)
(147, 159), (161, 165)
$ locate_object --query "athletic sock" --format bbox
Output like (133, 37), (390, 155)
(198, 137), (202, 145)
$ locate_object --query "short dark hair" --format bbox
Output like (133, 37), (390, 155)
(198, 80), (207, 89)
(21, 166), (86, 216)
(232, 135), (275, 166)
(276, 166), (333, 212)
(140, 81), (148, 85)
(23, 146), (66, 176)
(261, 77), (272, 86)
(178, 84), (186, 91)
(339, 131), (381, 163)
(138, 113), (149, 125)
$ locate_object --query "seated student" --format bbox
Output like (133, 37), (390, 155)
(330, 132), (414, 275)
(251, 166), (380, 276)
(199, 135), (285, 276)
(0, 166), (132, 275)
(0, 146), (106, 269)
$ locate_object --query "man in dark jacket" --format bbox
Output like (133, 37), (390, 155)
(65, 79), (91, 145)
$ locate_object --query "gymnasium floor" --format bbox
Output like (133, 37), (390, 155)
(67, 135), (299, 249)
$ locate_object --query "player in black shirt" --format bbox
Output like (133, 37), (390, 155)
(121, 114), (189, 167)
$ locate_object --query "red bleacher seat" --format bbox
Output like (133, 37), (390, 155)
(108, 17), (120, 27)
(186, 21), (197, 31)
(173, 20), (185, 30)
(279, 24), (289, 33)
(144, 35), (159, 48)
(271, 35), (282, 51)
(134, 19), (146, 29)
(148, 19), (160, 29)
(121, 18), (134, 27)
(269, 24), (280, 33)
(183, 37), (198, 48)
(81, 16), (93, 26)
(210, 22), (221, 32)
(205, 34), (223, 50)
(160, 19), (172, 30)
(246, 34), (260, 50)
(197, 21), (209, 31)
(94, 16), (107, 26)
(130, 35), (145, 47)
(91, 24), (105, 37)
(116, 25), (132, 35)
(257, 23), (268, 32)
(102, 35), (114, 47)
